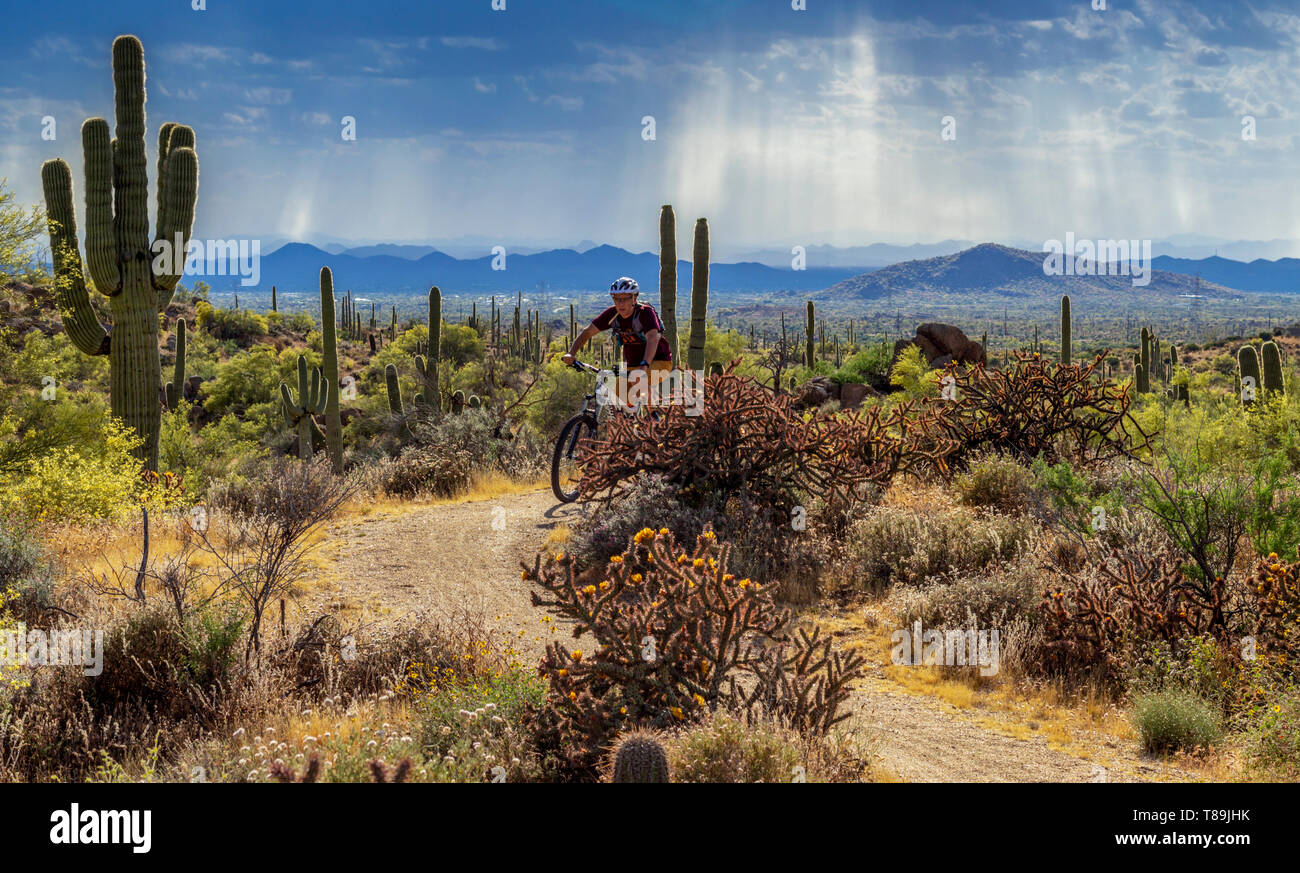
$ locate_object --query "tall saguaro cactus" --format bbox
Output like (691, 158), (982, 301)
(281, 354), (328, 460)
(687, 218), (709, 372)
(40, 35), (199, 470)
(164, 317), (186, 409)
(805, 300), (815, 368)
(658, 205), (678, 363)
(1060, 295), (1071, 365)
(416, 285), (442, 416)
(320, 267), (344, 472)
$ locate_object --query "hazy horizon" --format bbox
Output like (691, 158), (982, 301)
(5, 0), (1300, 251)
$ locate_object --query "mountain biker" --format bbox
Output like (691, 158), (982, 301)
(561, 277), (673, 374)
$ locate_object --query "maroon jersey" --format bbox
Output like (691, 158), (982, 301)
(591, 302), (673, 366)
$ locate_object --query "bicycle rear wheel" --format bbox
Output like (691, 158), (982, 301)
(551, 413), (597, 503)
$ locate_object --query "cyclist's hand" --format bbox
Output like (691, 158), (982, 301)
(561, 353), (576, 366)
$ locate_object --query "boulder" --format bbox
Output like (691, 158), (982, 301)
(793, 376), (839, 410)
(894, 323), (986, 368)
(839, 382), (882, 409)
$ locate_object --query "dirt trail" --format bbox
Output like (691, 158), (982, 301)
(310, 488), (1196, 783)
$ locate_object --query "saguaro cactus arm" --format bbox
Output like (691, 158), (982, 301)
(40, 159), (110, 356)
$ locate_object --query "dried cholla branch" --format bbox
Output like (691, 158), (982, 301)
(918, 351), (1155, 469)
(577, 369), (954, 508)
(1040, 549), (1225, 681)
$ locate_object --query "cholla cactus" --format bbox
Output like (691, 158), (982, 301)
(281, 354), (328, 460)
(40, 35), (199, 470)
(610, 732), (670, 783)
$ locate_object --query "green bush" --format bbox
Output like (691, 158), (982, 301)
(1243, 690), (1300, 780)
(195, 301), (268, 344)
(847, 504), (1035, 589)
(0, 514), (57, 625)
(1131, 689), (1223, 754)
(668, 712), (802, 783)
(955, 454), (1037, 514)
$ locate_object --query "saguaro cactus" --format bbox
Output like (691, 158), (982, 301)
(384, 363), (404, 415)
(1262, 340), (1285, 396)
(280, 354), (328, 460)
(805, 300), (815, 368)
(658, 205), (679, 363)
(1140, 327), (1151, 387)
(687, 218), (709, 372)
(40, 35), (199, 470)
(271, 285), (277, 312)
(1135, 362), (1149, 395)
(1239, 344), (1261, 405)
(1060, 295), (1071, 365)
(320, 267), (344, 472)
(418, 286), (442, 415)
(164, 317), (186, 409)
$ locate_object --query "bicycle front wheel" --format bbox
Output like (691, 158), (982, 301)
(551, 413), (597, 503)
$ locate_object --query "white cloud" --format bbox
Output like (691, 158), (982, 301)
(441, 36), (504, 50)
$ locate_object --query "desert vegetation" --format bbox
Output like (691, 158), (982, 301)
(2, 34), (1298, 784)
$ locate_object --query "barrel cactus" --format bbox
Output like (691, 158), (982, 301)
(687, 218), (709, 372)
(610, 732), (670, 783)
(40, 35), (199, 470)
(280, 354), (328, 460)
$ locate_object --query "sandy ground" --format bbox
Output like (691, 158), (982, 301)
(306, 487), (1197, 783)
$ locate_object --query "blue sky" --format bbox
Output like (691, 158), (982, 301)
(3, 0), (1299, 253)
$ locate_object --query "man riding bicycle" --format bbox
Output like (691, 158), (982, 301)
(561, 277), (673, 374)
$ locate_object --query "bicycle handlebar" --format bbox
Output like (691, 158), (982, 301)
(569, 360), (601, 375)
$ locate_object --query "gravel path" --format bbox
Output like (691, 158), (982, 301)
(310, 488), (1197, 783)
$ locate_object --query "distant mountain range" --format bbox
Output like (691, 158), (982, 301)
(819, 244), (1242, 301)
(1150, 255), (1300, 294)
(217, 242), (858, 296)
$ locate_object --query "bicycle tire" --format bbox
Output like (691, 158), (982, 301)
(551, 413), (597, 503)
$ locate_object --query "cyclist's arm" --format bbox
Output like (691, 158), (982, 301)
(640, 328), (661, 365)
(563, 323), (601, 362)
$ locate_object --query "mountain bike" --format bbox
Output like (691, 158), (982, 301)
(551, 360), (650, 503)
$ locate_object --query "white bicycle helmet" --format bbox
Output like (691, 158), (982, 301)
(609, 276), (639, 294)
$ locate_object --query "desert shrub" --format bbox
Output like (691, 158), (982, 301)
(195, 301), (267, 344)
(833, 341), (894, 386)
(895, 564), (1041, 632)
(955, 454), (1037, 513)
(1131, 689), (1223, 753)
(666, 711), (874, 783)
(522, 527), (865, 780)
(667, 711), (801, 782)
(0, 515), (58, 626)
(1242, 689), (1300, 780)
(526, 357), (593, 436)
(379, 446), (472, 499)
(0, 418), (182, 522)
(889, 344), (938, 399)
(408, 407), (548, 480)
(847, 504), (1034, 590)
